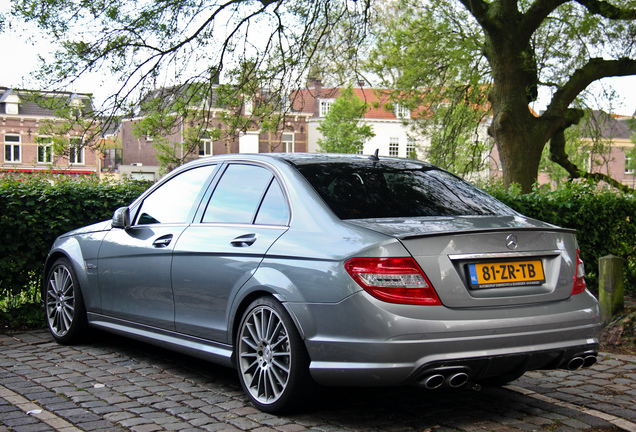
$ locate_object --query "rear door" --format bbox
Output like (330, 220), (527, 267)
(172, 163), (290, 342)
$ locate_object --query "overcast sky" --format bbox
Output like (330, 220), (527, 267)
(2, 0), (636, 116)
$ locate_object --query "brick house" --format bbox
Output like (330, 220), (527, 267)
(0, 87), (100, 176)
(116, 85), (311, 181)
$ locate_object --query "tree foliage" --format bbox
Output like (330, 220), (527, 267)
(317, 85), (375, 153)
(10, 0), (372, 118)
(369, 0), (636, 192)
(9, 0), (636, 192)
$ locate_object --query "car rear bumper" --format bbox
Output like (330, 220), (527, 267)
(286, 290), (601, 387)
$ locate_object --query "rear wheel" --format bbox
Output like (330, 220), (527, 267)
(45, 258), (88, 344)
(236, 297), (312, 413)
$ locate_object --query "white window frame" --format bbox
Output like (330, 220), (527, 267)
(69, 137), (84, 165)
(626, 152), (634, 174)
(4, 134), (21, 163)
(37, 137), (53, 163)
(406, 137), (417, 157)
(395, 104), (411, 120)
(282, 132), (294, 153)
(319, 99), (334, 117)
(244, 97), (254, 116)
(389, 137), (399, 157)
(200, 138), (213, 157)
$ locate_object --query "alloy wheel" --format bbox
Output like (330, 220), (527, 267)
(46, 264), (76, 337)
(238, 304), (292, 406)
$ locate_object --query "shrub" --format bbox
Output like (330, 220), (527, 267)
(485, 181), (636, 294)
(0, 173), (151, 298)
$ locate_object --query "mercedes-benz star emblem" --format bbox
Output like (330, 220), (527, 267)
(506, 234), (518, 250)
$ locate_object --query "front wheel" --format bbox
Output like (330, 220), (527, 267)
(45, 258), (88, 344)
(236, 297), (313, 413)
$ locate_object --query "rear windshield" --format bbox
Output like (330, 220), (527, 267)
(295, 161), (516, 219)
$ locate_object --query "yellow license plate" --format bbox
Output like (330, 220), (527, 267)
(468, 260), (545, 288)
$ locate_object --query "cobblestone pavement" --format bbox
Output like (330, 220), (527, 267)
(0, 330), (635, 432)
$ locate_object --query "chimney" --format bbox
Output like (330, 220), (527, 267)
(311, 79), (322, 118)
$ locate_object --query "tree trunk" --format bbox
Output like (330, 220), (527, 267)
(491, 114), (544, 193)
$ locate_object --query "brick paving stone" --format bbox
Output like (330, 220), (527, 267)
(2, 332), (636, 432)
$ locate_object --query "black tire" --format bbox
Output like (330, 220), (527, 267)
(45, 258), (89, 344)
(236, 297), (313, 413)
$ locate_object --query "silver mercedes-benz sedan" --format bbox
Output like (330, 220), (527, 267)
(43, 153), (601, 413)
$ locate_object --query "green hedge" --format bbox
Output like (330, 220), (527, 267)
(485, 181), (636, 294)
(1, 174), (634, 303)
(0, 174), (151, 298)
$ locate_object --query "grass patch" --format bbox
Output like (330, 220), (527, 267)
(0, 283), (46, 332)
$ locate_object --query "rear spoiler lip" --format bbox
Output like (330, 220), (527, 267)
(397, 226), (577, 241)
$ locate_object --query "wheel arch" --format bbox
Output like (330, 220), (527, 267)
(42, 250), (75, 299)
(229, 289), (306, 363)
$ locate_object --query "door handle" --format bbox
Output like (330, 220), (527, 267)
(231, 234), (257, 247)
(153, 234), (173, 247)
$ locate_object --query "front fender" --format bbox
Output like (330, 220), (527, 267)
(44, 230), (108, 313)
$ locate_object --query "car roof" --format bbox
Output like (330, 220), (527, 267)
(197, 152), (437, 169)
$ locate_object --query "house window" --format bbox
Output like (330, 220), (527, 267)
(395, 104), (411, 120)
(244, 97), (253, 116)
(319, 99), (334, 117)
(69, 137), (84, 164)
(389, 137), (399, 157)
(200, 139), (213, 156)
(4, 134), (20, 163)
(406, 137), (417, 158)
(626, 151), (634, 174)
(37, 137), (53, 163)
(282, 133), (294, 152)
(199, 130), (216, 157)
(5, 103), (18, 115)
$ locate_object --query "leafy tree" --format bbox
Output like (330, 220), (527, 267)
(316, 85), (375, 153)
(9, 0), (372, 128)
(369, 0), (636, 193)
(10, 0), (636, 192)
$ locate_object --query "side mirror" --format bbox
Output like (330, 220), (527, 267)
(112, 207), (131, 229)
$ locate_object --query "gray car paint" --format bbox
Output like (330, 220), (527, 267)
(43, 153), (602, 389)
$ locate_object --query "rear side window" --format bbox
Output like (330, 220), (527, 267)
(295, 161), (515, 219)
(202, 164), (289, 225)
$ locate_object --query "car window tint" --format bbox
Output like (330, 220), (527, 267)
(295, 161), (516, 219)
(255, 179), (289, 226)
(136, 165), (217, 225)
(203, 164), (273, 224)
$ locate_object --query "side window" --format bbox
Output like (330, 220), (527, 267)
(255, 179), (289, 226)
(136, 165), (217, 225)
(202, 164), (273, 224)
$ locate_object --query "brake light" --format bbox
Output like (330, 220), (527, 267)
(572, 250), (586, 295)
(344, 257), (441, 305)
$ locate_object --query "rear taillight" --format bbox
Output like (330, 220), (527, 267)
(572, 249), (586, 295)
(344, 257), (441, 305)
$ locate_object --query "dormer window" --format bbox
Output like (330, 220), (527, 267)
(395, 104), (410, 120)
(319, 99), (334, 117)
(69, 93), (84, 117)
(1, 90), (20, 115)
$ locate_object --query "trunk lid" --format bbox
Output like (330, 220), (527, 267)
(347, 216), (579, 308)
